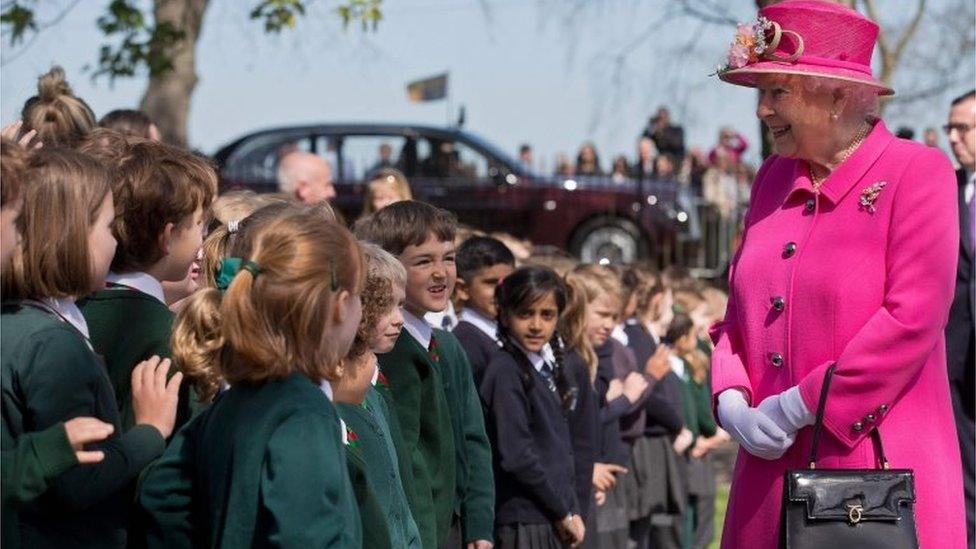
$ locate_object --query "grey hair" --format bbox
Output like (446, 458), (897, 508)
(797, 75), (881, 124)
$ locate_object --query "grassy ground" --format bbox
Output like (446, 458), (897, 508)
(708, 482), (730, 549)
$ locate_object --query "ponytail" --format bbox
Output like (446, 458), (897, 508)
(171, 288), (224, 402)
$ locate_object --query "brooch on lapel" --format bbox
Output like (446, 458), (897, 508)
(858, 181), (887, 213)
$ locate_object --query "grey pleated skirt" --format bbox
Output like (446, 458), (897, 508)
(626, 435), (687, 520)
(496, 523), (566, 549)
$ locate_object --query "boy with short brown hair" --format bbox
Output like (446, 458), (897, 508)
(354, 201), (494, 549)
(80, 140), (216, 430)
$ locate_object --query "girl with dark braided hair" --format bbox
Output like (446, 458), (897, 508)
(480, 266), (586, 548)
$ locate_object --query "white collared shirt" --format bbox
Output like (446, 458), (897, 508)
(513, 340), (556, 373)
(668, 354), (686, 379)
(611, 324), (629, 346)
(966, 171), (975, 204)
(318, 379), (348, 444)
(424, 301), (458, 331)
(402, 308), (434, 349)
(106, 271), (166, 305)
(458, 307), (499, 343)
(40, 297), (90, 341)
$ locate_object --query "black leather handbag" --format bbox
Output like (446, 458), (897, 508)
(781, 364), (919, 549)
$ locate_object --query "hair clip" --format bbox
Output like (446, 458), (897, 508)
(227, 219), (240, 234)
(330, 257), (339, 291)
(243, 260), (263, 278)
(215, 257), (242, 291)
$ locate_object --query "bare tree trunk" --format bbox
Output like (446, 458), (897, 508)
(139, 0), (210, 148)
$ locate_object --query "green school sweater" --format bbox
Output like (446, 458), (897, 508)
(431, 328), (495, 543)
(344, 432), (394, 549)
(139, 372), (361, 548)
(675, 360), (717, 440)
(1, 302), (166, 548)
(338, 388), (422, 549)
(78, 287), (194, 432)
(377, 331), (458, 549)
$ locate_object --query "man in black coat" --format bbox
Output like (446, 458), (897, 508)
(946, 88), (976, 549)
(642, 107), (685, 162)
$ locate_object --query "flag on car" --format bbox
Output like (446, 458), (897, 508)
(407, 73), (448, 102)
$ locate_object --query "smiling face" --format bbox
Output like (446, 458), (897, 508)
(163, 207), (206, 282)
(585, 292), (619, 347)
(756, 74), (837, 161)
(398, 234), (456, 317)
(369, 282), (406, 354)
(503, 291), (559, 354)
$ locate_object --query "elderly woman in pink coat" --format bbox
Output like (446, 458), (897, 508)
(709, 1), (966, 547)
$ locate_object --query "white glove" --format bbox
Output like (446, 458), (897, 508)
(757, 386), (815, 436)
(717, 389), (795, 460)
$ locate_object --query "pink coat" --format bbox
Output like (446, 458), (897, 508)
(710, 121), (966, 548)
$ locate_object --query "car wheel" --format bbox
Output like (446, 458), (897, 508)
(570, 217), (647, 264)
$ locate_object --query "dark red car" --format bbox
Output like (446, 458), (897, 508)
(213, 124), (690, 263)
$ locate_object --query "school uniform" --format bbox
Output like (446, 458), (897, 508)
(564, 349), (598, 523)
(78, 272), (195, 430)
(453, 307), (502, 387)
(622, 319), (657, 371)
(583, 341), (631, 549)
(376, 312), (458, 549)
(433, 324), (495, 546)
(344, 431), (395, 549)
(2, 299), (166, 548)
(480, 342), (578, 548)
(139, 372), (361, 548)
(337, 381), (422, 549)
(1, 423), (77, 505)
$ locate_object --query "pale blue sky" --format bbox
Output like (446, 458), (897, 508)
(1, 0), (970, 170)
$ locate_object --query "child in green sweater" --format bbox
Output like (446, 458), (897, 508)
(140, 210), (364, 547)
(354, 200), (495, 548)
(2, 147), (181, 548)
(335, 242), (422, 549)
(78, 140), (216, 430)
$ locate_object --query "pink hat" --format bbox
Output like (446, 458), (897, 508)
(716, 0), (894, 96)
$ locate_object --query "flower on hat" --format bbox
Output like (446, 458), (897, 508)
(717, 16), (773, 73)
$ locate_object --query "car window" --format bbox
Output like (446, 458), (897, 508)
(416, 137), (489, 181)
(339, 136), (408, 182)
(221, 133), (314, 187)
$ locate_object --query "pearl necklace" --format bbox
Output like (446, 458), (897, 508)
(809, 124), (872, 190)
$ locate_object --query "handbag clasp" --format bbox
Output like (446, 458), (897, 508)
(847, 504), (864, 525)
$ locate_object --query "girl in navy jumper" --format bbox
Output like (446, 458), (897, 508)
(480, 266), (586, 548)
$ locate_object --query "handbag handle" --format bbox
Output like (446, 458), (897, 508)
(807, 363), (890, 470)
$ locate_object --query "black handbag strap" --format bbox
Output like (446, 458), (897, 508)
(807, 363), (889, 470)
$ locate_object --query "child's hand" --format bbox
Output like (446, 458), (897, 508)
(673, 427), (694, 454)
(592, 462), (627, 491)
(63, 417), (114, 464)
(606, 378), (624, 402)
(131, 356), (183, 439)
(622, 372), (649, 404)
(0, 120), (41, 149)
(594, 490), (607, 506)
(644, 345), (671, 380)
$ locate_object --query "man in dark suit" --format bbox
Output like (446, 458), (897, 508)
(947, 88), (976, 549)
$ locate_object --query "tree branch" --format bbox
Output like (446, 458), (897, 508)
(891, 0), (926, 67)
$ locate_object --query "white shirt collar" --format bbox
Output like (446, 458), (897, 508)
(646, 321), (662, 345)
(513, 340), (555, 373)
(402, 308), (433, 349)
(318, 379), (334, 402)
(105, 271), (166, 305)
(611, 324), (629, 346)
(40, 297), (90, 340)
(369, 357), (379, 386)
(458, 307), (499, 342)
(424, 301), (458, 331)
(668, 354), (685, 379)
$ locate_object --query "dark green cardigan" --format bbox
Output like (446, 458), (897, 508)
(431, 328), (495, 543)
(338, 388), (421, 548)
(1, 302), (166, 548)
(78, 287), (194, 431)
(139, 372), (361, 548)
(376, 329), (457, 548)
